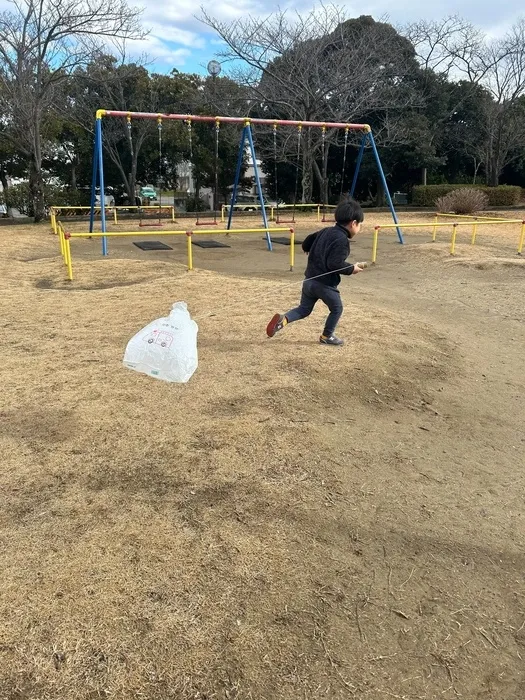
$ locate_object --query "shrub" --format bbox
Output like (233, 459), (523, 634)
(412, 184), (522, 207)
(4, 183), (90, 216)
(5, 183), (33, 216)
(185, 195), (210, 212)
(436, 188), (489, 215)
(482, 185), (523, 206)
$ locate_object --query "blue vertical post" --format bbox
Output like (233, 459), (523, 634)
(368, 131), (403, 243)
(89, 126), (99, 234)
(227, 125), (247, 231)
(95, 116), (108, 255)
(349, 132), (368, 198)
(246, 124), (272, 251)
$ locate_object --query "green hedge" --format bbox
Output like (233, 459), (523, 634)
(412, 184), (522, 207)
(4, 183), (90, 216)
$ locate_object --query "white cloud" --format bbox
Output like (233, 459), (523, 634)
(0, 0), (523, 73)
(146, 23), (206, 50)
(135, 0), (525, 71)
(124, 34), (192, 67)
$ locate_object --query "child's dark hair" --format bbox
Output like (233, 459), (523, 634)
(335, 197), (364, 225)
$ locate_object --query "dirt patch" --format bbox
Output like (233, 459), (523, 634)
(1, 218), (525, 699)
(34, 276), (158, 291)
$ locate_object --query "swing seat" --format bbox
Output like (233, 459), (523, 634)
(195, 220), (218, 226)
(139, 221), (163, 227)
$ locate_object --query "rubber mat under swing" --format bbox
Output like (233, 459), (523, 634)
(192, 240), (231, 248)
(133, 241), (173, 251)
(263, 236), (304, 246)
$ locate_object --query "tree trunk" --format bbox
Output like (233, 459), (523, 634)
(312, 158), (328, 205)
(70, 161), (77, 190)
(29, 157), (45, 222)
(375, 175), (385, 207)
(472, 158), (480, 185)
(421, 167), (427, 186)
(0, 166), (11, 216)
(30, 114), (46, 222)
(485, 159), (499, 187)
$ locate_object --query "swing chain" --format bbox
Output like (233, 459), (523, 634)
(214, 120), (220, 216)
(291, 124), (302, 218)
(273, 123), (279, 212)
(186, 119), (193, 161)
(157, 117), (163, 168)
(157, 116), (163, 194)
(127, 114), (134, 158)
(321, 126), (327, 220)
(340, 126), (349, 197)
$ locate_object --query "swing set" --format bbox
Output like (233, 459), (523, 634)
(89, 110), (403, 255)
(272, 124), (345, 225)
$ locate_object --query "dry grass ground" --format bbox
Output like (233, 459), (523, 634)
(1, 211), (525, 699)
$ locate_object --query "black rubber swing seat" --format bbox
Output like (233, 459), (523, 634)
(192, 240), (231, 248)
(133, 241), (173, 250)
(261, 236), (304, 246)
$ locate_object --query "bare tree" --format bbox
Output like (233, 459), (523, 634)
(404, 15), (487, 81)
(403, 16), (525, 186)
(200, 7), (420, 202)
(0, 0), (144, 221)
(474, 20), (525, 185)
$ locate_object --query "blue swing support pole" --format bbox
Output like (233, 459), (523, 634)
(227, 125), (247, 232)
(89, 115), (108, 254)
(246, 124), (272, 251)
(89, 127), (99, 234)
(349, 129), (403, 244)
(227, 122), (272, 251)
(349, 133), (367, 199)
(368, 131), (403, 244)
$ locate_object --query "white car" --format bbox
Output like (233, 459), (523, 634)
(95, 193), (115, 207)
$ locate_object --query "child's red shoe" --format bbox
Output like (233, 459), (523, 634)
(266, 314), (286, 338)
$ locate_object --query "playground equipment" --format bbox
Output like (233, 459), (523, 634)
(220, 202), (336, 224)
(371, 218), (525, 263)
(57, 222), (296, 281)
(50, 205), (176, 235)
(89, 110), (403, 256)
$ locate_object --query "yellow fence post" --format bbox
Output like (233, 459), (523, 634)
(450, 223), (458, 255)
(471, 219), (478, 245)
(372, 226), (379, 263)
(518, 221), (525, 255)
(60, 224), (65, 260)
(186, 232), (193, 271)
(432, 215), (438, 242)
(113, 207), (118, 225)
(289, 228), (295, 271)
(65, 235), (73, 280)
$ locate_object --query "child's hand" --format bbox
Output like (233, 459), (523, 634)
(352, 261), (369, 274)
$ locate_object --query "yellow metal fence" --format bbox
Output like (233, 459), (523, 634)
(371, 216), (525, 263)
(57, 224), (296, 281)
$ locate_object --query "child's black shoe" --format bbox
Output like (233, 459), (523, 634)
(319, 335), (344, 346)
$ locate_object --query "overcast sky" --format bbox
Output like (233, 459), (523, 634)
(121, 0), (524, 74)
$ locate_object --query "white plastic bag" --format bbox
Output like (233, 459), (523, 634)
(123, 302), (198, 383)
